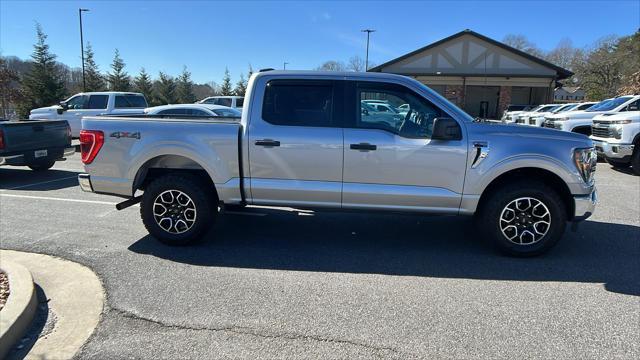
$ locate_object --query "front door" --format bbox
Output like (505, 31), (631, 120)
(342, 81), (468, 213)
(248, 79), (344, 208)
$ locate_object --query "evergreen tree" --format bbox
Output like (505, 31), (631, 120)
(83, 43), (105, 92)
(176, 66), (196, 103)
(233, 73), (247, 96)
(18, 24), (66, 117)
(106, 49), (131, 91)
(156, 71), (177, 105)
(220, 67), (233, 96)
(133, 68), (155, 105)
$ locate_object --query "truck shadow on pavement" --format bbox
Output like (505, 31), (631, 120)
(0, 168), (80, 191)
(129, 209), (640, 296)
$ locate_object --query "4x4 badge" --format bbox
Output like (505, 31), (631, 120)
(110, 131), (140, 139)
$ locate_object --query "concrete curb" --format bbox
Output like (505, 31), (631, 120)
(0, 260), (38, 359)
(0, 250), (104, 359)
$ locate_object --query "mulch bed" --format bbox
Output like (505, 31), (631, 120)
(0, 271), (9, 311)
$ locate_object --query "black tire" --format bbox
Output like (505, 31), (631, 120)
(140, 173), (217, 246)
(476, 181), (567, 257)
(632, 146), (640, 176)
(606, 158), (631, 169)
(28, 160), (56, 171)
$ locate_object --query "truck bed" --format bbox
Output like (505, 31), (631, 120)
(81, 115), (243, 199)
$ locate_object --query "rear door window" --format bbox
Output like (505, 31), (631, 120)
(115, 95), (148, 108)
(86, 95), (108, 109)
(215, 98), (233, 107)
(262, 80), (335, 127)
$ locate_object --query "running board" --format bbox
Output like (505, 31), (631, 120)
(115, 196), (142, 210)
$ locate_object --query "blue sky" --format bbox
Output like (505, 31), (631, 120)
(1, 0), (639, 84)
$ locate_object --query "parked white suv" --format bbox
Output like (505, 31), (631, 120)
(29, 92), (148, 137)
(514, 105), (558, 125)
(501, 104), (535, 123)
(544, 96), (640, 135)
(198, 96), (244, 109)
(590, 109), (640, 174)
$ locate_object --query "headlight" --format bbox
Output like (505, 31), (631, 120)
(556, 117), (570, 121)
(610, 120), (632, 124)
(573, 147), (597, 185)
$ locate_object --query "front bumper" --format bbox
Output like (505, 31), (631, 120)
(573, 188), (597, 221)
(592, 139), (634, 160)
(78, 173), (94, 192)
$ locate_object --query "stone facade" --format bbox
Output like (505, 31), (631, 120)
(497, 86), (512, 118)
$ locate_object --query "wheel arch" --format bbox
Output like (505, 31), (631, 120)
(477, 167), (575, 220)
(133, 154), (218, 200)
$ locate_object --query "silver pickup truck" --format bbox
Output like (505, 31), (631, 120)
(78, 71), (597, 256)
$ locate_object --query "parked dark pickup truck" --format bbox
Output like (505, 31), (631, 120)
(0, 119), (75, 171)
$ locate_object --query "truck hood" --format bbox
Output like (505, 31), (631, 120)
(30, 105), (60, 115)
(470, 121), (593, 147)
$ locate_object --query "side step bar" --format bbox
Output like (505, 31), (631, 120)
(115, 196), (142, 210)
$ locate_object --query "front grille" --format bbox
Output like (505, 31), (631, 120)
(529, 118), (536, 125)
(554, 122), (563, 130)
(543, 121), (556, 129)
(516, 117), (526, 124)
(591, 125), (613, 138)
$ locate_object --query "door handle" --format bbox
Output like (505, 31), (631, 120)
(255, 139), (280, 147)
(350, 143), (377, 151)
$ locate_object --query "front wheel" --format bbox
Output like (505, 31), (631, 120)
(140, 174), (217, 246)
(476, 181), (567, 257)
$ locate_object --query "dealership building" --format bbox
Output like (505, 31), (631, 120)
(369, 29), (573, 119)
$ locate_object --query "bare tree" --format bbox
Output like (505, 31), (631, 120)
(502, 34), (544, 57)
(316, 60), (345, 71)
(347, 56), (365, 72)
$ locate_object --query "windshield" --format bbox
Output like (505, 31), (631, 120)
(552, 104), (574, 113)
(507, 105), (527, 111)
(537, 105), (559, 112)
(586, 97), (632, 112)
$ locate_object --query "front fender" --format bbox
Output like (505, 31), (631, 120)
(465, 154), (589, 196)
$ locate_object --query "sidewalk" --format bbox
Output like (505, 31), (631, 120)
(0, 250), (104, 359)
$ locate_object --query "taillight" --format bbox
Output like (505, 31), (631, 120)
(0, 129), (4, 150)
(79, 130), (104, 164)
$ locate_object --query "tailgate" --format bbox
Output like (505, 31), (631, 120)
(1, 120), (70, 153)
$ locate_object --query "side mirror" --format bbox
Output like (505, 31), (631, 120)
(431, 117), (462, 141)
(361, 109), (369, 116)
(58, 101), (68, 114)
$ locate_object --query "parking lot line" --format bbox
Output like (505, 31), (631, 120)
(0, 193), (117, 205)
(1, 176), (79, 191)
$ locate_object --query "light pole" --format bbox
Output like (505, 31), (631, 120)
(361, 29), (375, 71)
(79, 8), (90, 92)
(283, 62), (288, 70)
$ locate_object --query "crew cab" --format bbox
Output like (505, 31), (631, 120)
(0, 119), (74, 170)
(28, 92), (148, 137)
(78, 71), (597, 257)
(543, 95), (640, 135)
(590, 110), (640, 175)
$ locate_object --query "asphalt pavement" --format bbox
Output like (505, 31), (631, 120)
(0, 155), (638, 359)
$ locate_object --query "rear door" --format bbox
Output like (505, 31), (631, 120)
(342, 81), (467, 213)
(247, 79), (344, 207)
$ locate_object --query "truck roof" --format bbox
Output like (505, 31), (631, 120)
(252, 70), (414, 81)
(75, 91), (144, 96)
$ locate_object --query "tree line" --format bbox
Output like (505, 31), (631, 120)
(502, 32), (639, 99)
(0, 24), (251, 119)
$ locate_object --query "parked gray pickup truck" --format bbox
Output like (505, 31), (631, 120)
(0, 119), (74, 170)
(78, 71), (597, 256)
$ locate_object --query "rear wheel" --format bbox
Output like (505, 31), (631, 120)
(631, 146), (640, 176)
(606, 158), (630, 169)
(476, 181), (567, 257)
(28, 160), (56, 171)
(140, 174), (217, 246)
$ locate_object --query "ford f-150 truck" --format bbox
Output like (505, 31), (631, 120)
(590, 110), (640, 175)
(0, 119), (74, 170)
(78, 71), (597, 257)
(29, 92), (148, 137)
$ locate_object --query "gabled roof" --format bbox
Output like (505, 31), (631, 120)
(369, 29), (573, 80)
